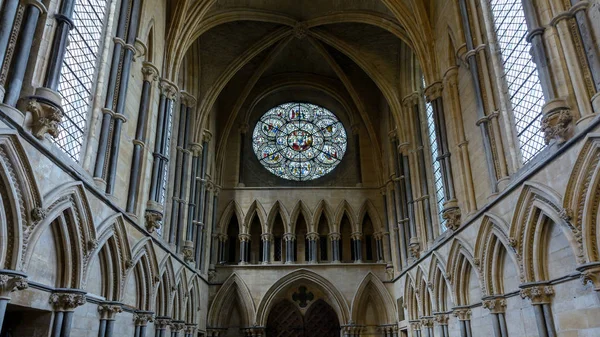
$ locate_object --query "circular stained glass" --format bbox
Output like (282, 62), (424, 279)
(252, 102), (348, 181)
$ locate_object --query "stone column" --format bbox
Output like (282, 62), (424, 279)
(352, 124), (362, 185)
(217, 234), (228, 264)
(239, 233), (251, 265)
(351, 232), (363, 263)
(43, 0), (75, 90)
(328, 232), (341, 263)
(570, 0), (600, 98)
(420, 317), (434, 337)
(208, 187), (220, 271)
(238, 123), (248, 187)
(0, 271), (28, 330)
(520, 284), (556, 337)
(410, 321), (421, 337)
(261, 233), (273, 264)
(283, 233), (296, 264)
(127, 62), (159, 213)
(380, 191), (393, 264)
(482, 297), (508, 337)
(306, 232), (319, 264)
(373, 232), (385, 263)
(133, 311), (154, 337)
(453, 308), (472, 337)
(194, 132), (211, 270)
(434, 313), (449, 337)
(0, 1), (21, 97)
(154, 317), (171, 337)
(49, 291), (87, 337)
(3, 0), (46, 107)
(183, 143), (203, 263)
(97, 303), (123, 337)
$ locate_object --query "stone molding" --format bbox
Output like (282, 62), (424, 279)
(577, 263), (600, 291)
(541, 99), (573, 145)
(0, 271), (28, 297)
(442, 206), (462, 231)
(482, 297), (507, 314)
(434, 313), (449, 325)
(26, 96), (64, 139)
(98, 302), (123, 319)
(141, 62), (159, 82)
(133, 311), (154, 326)
(154, 317), (172, 329)
(424, 81), (443, 102)
(452, 307), (472, 321)
(520, 284), (554, 304)
(49, 291), (86, 312)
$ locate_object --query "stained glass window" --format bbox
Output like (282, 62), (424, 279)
(55, 0), (108, 161)
(489, 0), (546, 163)
(425, 94), (446, 231)
(252, 103), (348, 181)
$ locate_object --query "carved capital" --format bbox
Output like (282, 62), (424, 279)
(154, 317), (172, 329)
(283, 233), (296, 241)
(180, 91), (197, 108)
(328, 232), (341, 241)
(482, 297), (507, 314)
(402, 92), (420, 108)
(144, 209), (163, 233)
(27, 98), (64, 139)
(350, 232), (363, 241)
(133, 311), (154, 326)
(203, 129), (213, 143)
(182, 240), (195, 263)
(420, 317), (434, 327)
(159, 79), (178, 100)
(442, 206), (462, 231)
(577, 263), (600, 291)
(424, 81), (443, 102)
(0, 272), (28, 297)
(261, 233), (274, 242)
(452, 308), (472, 320)
(49, 292), (86, 311)
(409, 237), (420, 259)
(434, 313), (449, 325)
(520, 284), (554, 304)
(238, 233), (252, 242)
(98, 303), (123, 319)
(185, 324), (198, 334)
(541, 100), (573, 145)
(170, 320), (186, 332)
(141, 62), (159, 82)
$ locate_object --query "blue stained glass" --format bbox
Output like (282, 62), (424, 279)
(252, 103), (347, 181)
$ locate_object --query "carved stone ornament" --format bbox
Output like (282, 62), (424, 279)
(31, 207), (47, 222)
(294, 22), (308, 39)
(424, 81), (443, 102)
(577, 263), (600, 291)
(520, 285), (554, 304)
(185, 324), (198, 334)
(328, 232), (341, 241)
(154, 317), (172, 329)
(27, 98), (64, 139)
(170, 320), (186, 332)
(409, 237), (421, 259)
(482, 297), (507, 314)
(434, 313), (449, 325)
(442, 207), (462, 231)
(420, 317), (434, 327)
(452, 308), (472, 321)
(350, 232), (363, 241)
(182, 240), (195, 263)
(159, 79), (178, 100)
(0, 273), (28, 297)
(144, 209), (163, 233)
(49, 292), (87, 311)
(208, 270), (217, 282)
(141, 62), (159, 82)
(98, 303), (123, 319)
(541, 101), (573, 145)
(132, 312), (153, 326)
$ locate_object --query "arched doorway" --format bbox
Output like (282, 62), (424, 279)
(266, 299), (340, 337)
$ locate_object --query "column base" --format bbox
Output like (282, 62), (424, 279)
(0, 103), (25, 127)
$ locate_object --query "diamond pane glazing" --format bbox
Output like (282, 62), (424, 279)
(490, 0), (546, 163)
(55, 0), (108, 161)
(252, 103), (347, 181)
(425, 99), (446, 232)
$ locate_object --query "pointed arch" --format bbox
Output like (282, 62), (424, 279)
(290, 200), (313, 233)
(403, 274), (419, 320)
(312, 200), (334, 233)
(510, 182), (583, 283)
(358, 200), (383, 232)
(208, 273), (256, 328)
(415, 266), (433, 317)
(218, 200), (244, 235)
(334, 200), (357, 233)
(155, 256), (177, 316)
(129, 239), (159, 311)
(446, 239), (481, 306)
(428, 253), (454, 312)
(0, 134), (42, 270)
(256, 269), (350, 326)
(564, 134), (600, 263)
(267, 201), (290, 233)
(243, 200), (267, 234)
(350, 272), (396, 325)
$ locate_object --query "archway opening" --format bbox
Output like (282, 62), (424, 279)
(266, 299), (340, 337)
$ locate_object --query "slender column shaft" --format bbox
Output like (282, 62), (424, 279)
(533, 304), (548, 337)
(353, 238), (362, 262)
(134, 326), (140, 337)
(61, 311), (74, 337)
(0, 0), (20, 74)
(490, 314), (501, 337)
(465, 320), (472, 337)
(208, 194), (219, 265)
(103, 319), (115, 337)
(571, 0), (600, 90)
(186, 153), (200, 240)
(139, 326), (147, 337)
(499, 313), (508, 337)
(459, 321), (467, 337)
(0, 298), (8, 332)
(3, 2), (43, 106)
(176, 106), (192, 249)
(52, 311), (65, 337)
(169, 102), (187, 243)
(412, 104), (433, 242)
(148, 94), (166, 201)
(375, 238), (384, 262)
(381, 193), (392, 262)
(542, 304), (556, 337)
(44, 0), (75, 89)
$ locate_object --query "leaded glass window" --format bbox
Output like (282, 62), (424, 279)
(489, 0), (546, 164)
(55, 0), (108, 161)
(160, 103), (174, 205)
(425, 97), (446, 231)
(252, 103), (348, 181)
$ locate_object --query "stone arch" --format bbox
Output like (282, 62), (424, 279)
(312, 199), (334, 233)
(187, 276), (201, 324)
(404, 274), (419, 320)
(563, 134), (600, 263)
(428, 253), (454, 312)
(415, 266), (433, 317)
(130, 239), (159, 311)
(0, 134), (42, 270)
(256, 269), (350, 326)
(290, 200), (313, 233)
(446, 239), (481, 306)
(207, 273), (256, 328)
(333, 200), (357, 233)
(218, 200), (244, 235)
(267, 200), (290, 233)
(358, 199), (383, 233)
(475, 214), (519, 295)
(242, 200), (267, 234)
(350, 272), (396, 325)
(155, 256), (177, 316)
(510, 182), (582, 283)
(24, 182), (95, 289)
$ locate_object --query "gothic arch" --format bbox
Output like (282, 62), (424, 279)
(312, 200), (334, 233)
(358, 200), (383, 233)
(290, 200), (313, 233)
(333, 200), (357, 233)
(415, 266), (433, 317)
(217, 200), (244, 235)
(446, 239), (481, 306)
(428, 253), (454, 312)
(267, 201), (290, 233)
(510, 182), (583, 283)
(350, 272), (396, 324)
(242, 200), (267, 234)
(563, 134), (600, 263)
(256, 269), (350, 326)
(130, 239), (159, 311)
(155, 256), (177, 316)
(404, 274), (419, 320)
(475, 214), (519, 296)
(207, 273), (256, 328)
